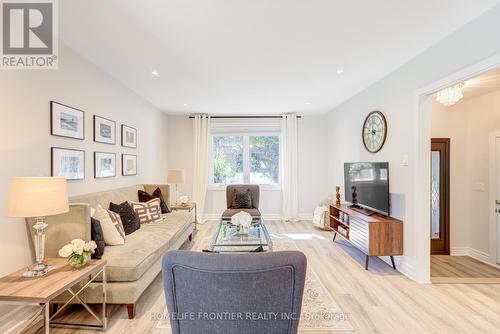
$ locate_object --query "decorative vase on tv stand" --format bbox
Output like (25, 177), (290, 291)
(350, 186), (358, 207)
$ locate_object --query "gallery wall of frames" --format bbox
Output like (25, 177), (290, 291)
(50, 100), (138, 180)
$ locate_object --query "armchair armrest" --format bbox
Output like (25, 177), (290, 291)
(25, 203), (91, 259)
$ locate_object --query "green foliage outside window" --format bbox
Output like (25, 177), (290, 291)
(212, 135), (280, 185)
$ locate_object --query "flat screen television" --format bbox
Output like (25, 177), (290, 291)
(344, 162), (390, 216)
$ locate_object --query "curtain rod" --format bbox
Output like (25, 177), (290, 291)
(188, 115), (302, 119)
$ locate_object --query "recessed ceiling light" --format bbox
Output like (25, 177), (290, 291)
(183, 103), (188, 106)
(337, 69), (344, 74)
(305, 102), (311, 105)
(151, 70), (159, 76)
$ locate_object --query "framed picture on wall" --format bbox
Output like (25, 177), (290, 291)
(122, 154), (137, 176)
(93, 116), (116, 145)
(50, 101), (85, 140)
(51, 147), (85, 180)
(121, 125), (137, 148)
(94, 152), (116, 178)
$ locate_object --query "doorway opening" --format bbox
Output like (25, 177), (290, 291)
(429, 68), (500, 283)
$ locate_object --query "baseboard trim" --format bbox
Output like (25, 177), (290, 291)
(450, 246), (500, 269)
(375, 255), (420, 282)
(298, 213), (313, 220)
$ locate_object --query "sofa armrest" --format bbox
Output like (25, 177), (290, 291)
(25, 203), (91, 259)
(143, 184), (170, 205)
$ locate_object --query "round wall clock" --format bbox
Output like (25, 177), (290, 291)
(362, 111), (387, 153)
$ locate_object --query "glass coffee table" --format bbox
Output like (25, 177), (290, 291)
(210, 218), (273, 252)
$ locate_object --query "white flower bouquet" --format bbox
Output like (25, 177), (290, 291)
(231, 211), (252, 235)
(58, 239), (97, 268)
(178, 195), (189, 205)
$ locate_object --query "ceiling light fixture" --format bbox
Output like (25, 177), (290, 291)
(337, 69), (344, 74)
(305, 102), (311, 105)
(151, 70), (159, 76)
(436, 83), (464, 106)
(183, 103), (188, 106)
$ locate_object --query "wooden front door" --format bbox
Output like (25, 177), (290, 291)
(431, 138), (450, 255)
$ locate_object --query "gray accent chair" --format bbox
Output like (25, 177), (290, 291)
(162, 250), (307, 334)
(222, 184), (261, 219)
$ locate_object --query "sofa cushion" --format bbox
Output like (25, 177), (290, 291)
(101, 211), (192, 282)
(222, 208), (261, 218)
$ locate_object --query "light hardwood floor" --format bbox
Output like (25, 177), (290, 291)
(431, 255), (500, 284)
(42, 220), (500, 334)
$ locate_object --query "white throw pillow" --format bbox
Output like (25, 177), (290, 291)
(93, 204), (125, 245)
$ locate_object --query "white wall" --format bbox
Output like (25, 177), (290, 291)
(431, 91), (500, 259)
(325, 4), (500, 281)
(0, 44), (169, 276)
(167, 115), (330, 219)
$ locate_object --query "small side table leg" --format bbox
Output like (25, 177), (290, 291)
(102, 268), (107, 330)
(365, 255), (370, 270)
(43, 302), (49, 334)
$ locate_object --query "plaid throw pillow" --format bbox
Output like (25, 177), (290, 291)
(130, 198), (162, 224)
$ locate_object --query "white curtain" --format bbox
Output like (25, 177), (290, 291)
(192, 114), (210, 223)
(281, 114), (299, 222)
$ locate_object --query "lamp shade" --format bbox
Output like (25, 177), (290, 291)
(5, 177), (69, 218)
(167, 169), (185, 184)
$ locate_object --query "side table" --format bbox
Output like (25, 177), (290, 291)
(0, 258), (107, 333)
(170, 202), (198, 230)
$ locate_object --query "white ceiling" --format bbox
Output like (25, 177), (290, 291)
(60, 0), (500, 115)
(462, 67), (500, 99)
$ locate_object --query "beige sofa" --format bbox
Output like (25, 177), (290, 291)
(26, 184), (194, 319)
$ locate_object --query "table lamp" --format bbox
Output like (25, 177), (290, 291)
(5, 177), (69, 277)
(167, 169), (185, 205)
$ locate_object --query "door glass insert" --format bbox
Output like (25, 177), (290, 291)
(431, 151), (440, 239)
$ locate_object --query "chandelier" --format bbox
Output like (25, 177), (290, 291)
(436, 83), (464, 106)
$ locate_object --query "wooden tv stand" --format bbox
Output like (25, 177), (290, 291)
(329, 204), (403, 270)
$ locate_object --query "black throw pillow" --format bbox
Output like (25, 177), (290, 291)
(109, 201), (141, 235)
(138, 188), (170, 214)
(231, 188), (253, 209)
(90, 217), (105, 259)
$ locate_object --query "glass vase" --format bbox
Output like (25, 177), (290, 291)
(68, 252), (91, 269)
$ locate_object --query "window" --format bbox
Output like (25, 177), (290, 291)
(213, 136), (244, 184)
(211, 134), (280, 186)
(249, 135), (280, 184)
